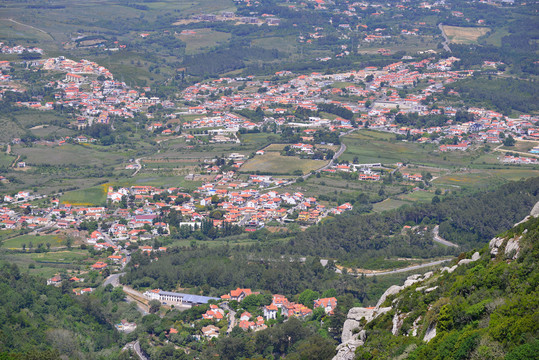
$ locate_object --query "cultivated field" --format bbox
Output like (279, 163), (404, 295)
(442, 25), (490, 44)
(239, 152), (327, 175)
(372, 198), (409, 212)
(61, 185), (108, 206)
(2, 234), (64, 249)
(178, 28), (231, 54)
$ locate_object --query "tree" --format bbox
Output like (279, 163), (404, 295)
(149, 300), (161, 314)
(298, 289), (320, 309)
(503, 135), (516, 147)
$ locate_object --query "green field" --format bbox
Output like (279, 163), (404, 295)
(240, 152), (327, 175)
(397, 190), (436, 202)
(0, 18), (54, 43)
(2, 234), (64, 249)
(179, 28), (231, 55)
(0, 249), (93, 278)
(61, 185), (108, 205)
(372, 198), (409, 212)
(0, 152), (16, 167)
(14, 143), (124, 167)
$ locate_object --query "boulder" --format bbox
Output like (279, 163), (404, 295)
(504, 237), (520, 259)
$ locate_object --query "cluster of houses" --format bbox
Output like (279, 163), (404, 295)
(4, 47), (538, 157)
(10, 57), (168, 127)
(47, 274), (94, 295)
(0, 42), (43, 55)
(173, 57), (537, 154)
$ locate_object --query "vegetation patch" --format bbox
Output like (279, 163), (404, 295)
(442, 25), (490, 44)
(239, 152), (327, 175)
(61, 185), (107, 206)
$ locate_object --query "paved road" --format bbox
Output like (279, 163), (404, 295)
(221, 302), (236, 334)
(439, 23), (452, 52)
(239, 214), (251, 226)
(493, 145), (539, 159)
(353, 258), (452, 277)
(133, 341), (149, 360)
(103, 272), (124, 287)
(302, 128), (354, 180)
(433, 225), (459, 248)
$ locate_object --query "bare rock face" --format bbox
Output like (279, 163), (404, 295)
(334, 307), (391, 360)
(376, 285), (403, 308)
(504, 237), (520, 259)
(458, 251), (480, 266)
(530, 201), (539, 217)
(392, 312), (409, 336)
(334, 331), (366, 360)
(490, 237), (504, 256)
(341, 319), (361, 343)
(441, 265), (457, 273)
(411, 316), (422, 336)
(423, 322), (437, 343)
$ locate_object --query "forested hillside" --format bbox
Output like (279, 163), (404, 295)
(0, 263), (121, 359)
(275, 177), (539, 264)
(350, 215), (539, 360)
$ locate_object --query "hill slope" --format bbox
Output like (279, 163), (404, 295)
(0, 263), (121, 358)
(334, 215), (539, 360)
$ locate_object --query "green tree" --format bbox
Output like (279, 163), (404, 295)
(298, 289), (320, 309)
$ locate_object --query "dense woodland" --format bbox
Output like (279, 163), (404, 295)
(444, 77), (539, 115)
(0, 263), (122, 359)
(274, 177), (539, 263)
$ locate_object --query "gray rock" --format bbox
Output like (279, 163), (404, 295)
(333, 331), (367, 360)
(423, 323), (437, 342)
(489, 237), (504, 256)
(504, 237), (520, 259)
(442, 265), (457, 273)
(376, 285), (403, 308)
(341, 319), (360, 343)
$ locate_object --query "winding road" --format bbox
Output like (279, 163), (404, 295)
(432, 225), (459, 248)
(133, 341), (149, 360)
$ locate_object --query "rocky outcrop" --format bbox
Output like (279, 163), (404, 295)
(490, 235), (521, 260)
(457, 251), (480, 266)
(392, 312), (409, 336)
(340, 306), (391, 344)
(504, 237), (520, 259)
(333, 272), (434, 360)
(375, 272), (433, 308)
(490, 237), (504, 256)
(423, 322), (437, 342)
(334, 330), (366, 360)
(441, 251), (480, 273)
(411, 316), (422, 336)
